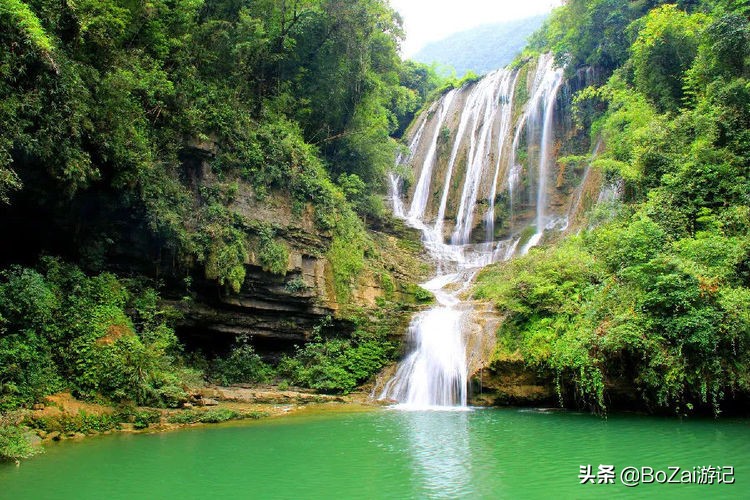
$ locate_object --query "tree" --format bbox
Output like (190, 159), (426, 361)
(630, 5), (707, 112)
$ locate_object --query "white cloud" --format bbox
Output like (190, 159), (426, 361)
(390, 0), (561, 57)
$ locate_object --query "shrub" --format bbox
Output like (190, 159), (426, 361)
(258, 234), (289, 275)
(204, 225), (249, 293)
(156, 384), (189, 409)
(0, 259), (185, 411)
(277, 317), (396, 394)
(167, 410), (200, 424)
(630, 5), (707, 112)
(129, 409), (162, 430)
(196, 408), (239, 423)
(167, 408), (266, 424)
(210, 335), (273, 385)
(29, 410), (121, 434)
(327, 211), (368, 303)
(0, 267), (63, 410)
(284, 277), (309, 294)
(0, 424), (40, 462)
(405, 283), (433, 303)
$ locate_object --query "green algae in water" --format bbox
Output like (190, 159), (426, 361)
(1, 409), (748, 499)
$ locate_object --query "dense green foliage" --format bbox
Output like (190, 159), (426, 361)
(205, 300), (413, 394)
(0, 412), (41, 462)
(29, 410), (122, 434)
(0, 0), (442, 290)
(209, 335), (273, 385)
(277, 307), (401, 393)
(167, 407), (265, 424)
(478, 0), (750, 415)
(0, 259), (185, 410)
(528, 0), (702, 78)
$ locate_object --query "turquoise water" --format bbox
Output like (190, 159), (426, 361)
(1, 408), (748, 499)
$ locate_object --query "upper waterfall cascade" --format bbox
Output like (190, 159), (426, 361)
(379, 54), (595, 409)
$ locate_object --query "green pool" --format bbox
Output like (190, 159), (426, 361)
(1, 408), (747, 499)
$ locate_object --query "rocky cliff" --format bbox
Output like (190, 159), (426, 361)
(169, 141), (433, 357)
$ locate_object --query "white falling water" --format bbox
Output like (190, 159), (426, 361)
(389, 172), (406, 218)
(408, 91), (457, 221)
(485, 71), (519, 242)
(381, 54), (567, 409)
(378, 272), (471, 408)
(433, 77), (488, 243)
(518, 56), (564, 255)
(390, 113), (431, 218)
(451, 70), (515, 245)
(598, 179), (624, 205)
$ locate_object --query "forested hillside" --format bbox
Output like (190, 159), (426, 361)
(0, 0), (441, 271)
(411, 15), (547, 77)
(475, 0), (750, 415)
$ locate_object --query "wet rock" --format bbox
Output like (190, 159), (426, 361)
(215, 386), (347, 405)
(198, 388), (220, 399)
(46, 431), (61, 441)
(471, 357), (555, 406)
(24, 431), (42, 447)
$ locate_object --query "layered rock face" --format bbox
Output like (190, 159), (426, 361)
(171, 141), (430, 357)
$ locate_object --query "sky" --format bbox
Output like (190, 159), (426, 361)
(390, 0), (562, 57)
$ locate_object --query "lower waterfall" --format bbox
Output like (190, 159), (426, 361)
(378, 179), (520, 409)
(377, 272), (471, 408)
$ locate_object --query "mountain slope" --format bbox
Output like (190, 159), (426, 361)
(411, 15), (547, 76)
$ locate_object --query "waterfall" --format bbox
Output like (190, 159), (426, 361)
(408, 91), (457, 221)
(433, 78), (485, 243)
(389, 172), (405, 218)
(380, 54), (567, 408)
(516, 55), (564, 254)
(532, 66), (564, 246)
(378, 274), (470, 407)
(390, 113), (431, 218)
(451, 70), (516, 245)
(484, 71), (519, 241)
